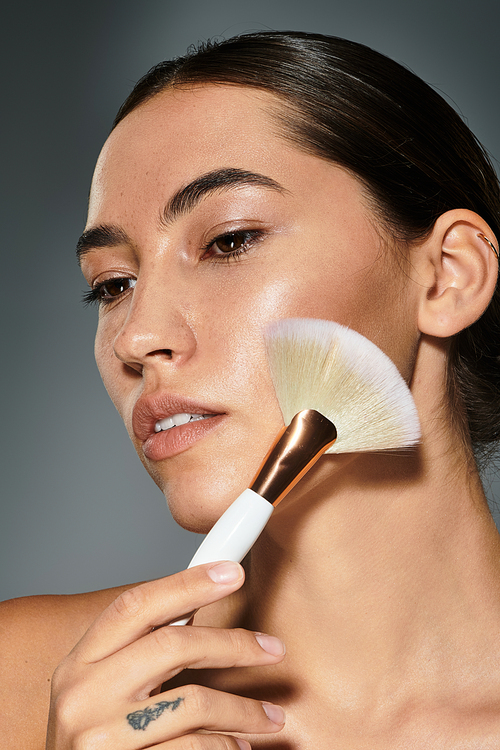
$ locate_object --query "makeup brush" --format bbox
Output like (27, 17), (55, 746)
(171, 318), (420, 625)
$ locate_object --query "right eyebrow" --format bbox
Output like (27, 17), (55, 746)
(76, 225), (131, 266)
(162, 167), (286, 225)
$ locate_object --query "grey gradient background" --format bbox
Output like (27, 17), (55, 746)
(2, 0), (499, 602)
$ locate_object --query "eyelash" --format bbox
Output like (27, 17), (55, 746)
(82, 229), (264, 307)
(82, 277), (136, 307)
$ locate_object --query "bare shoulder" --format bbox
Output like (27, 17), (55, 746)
(0, 583), (137, 750)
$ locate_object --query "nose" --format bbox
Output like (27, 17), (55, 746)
(112, 275), (197, 374)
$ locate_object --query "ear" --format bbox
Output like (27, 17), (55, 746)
(416, 209), (498, 338)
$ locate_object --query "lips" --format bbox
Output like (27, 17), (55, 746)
(132, 392), (227, 461)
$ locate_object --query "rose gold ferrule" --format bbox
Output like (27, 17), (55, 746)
(250, 410), (337, 507)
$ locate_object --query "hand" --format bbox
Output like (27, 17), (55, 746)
(46, 561), (286, 749)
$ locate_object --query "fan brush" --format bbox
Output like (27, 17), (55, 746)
(171, 318), (420, 624)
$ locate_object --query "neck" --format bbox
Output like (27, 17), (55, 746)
(226, 339), (500, 705)
(234, 449), (499, 705)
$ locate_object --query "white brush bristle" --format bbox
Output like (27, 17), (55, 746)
(265, 318), (420, 454)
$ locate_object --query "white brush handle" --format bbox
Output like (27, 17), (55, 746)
(188, 489), (274, 567)
(170, 489), (274, 626)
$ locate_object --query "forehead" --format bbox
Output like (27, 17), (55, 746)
(90, 87), (283, 202)
(103, 85), (281, 153)
(87, 84), (372, 234)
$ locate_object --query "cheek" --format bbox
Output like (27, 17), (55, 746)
(94, 320), (125, 413)
(262, 243), (417, 380)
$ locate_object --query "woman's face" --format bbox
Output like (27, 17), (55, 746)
(81, 85), (418, 531)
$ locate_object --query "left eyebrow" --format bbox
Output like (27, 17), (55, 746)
(76, 169), (286, 264)
(162, 167), (287, 225)
(76, 224), (131, 266)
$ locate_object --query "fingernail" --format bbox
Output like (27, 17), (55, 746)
(207, 561), (243, 584)
(262, 702), (285, 725)
(255, 633), (286, 656)
(235, 740), (252, 750)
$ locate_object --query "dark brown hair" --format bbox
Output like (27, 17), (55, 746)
(113, 31), (500, 456)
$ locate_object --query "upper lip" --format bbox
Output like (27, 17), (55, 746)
(132, 391), (226, 442)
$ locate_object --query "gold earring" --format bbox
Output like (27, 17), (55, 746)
(478, 232), (499, 260)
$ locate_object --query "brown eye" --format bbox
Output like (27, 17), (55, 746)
(213, 233), (247, 253)
(201, 229), (264, 262)
(82, 277), (136, 308)
(98, 277), (136, 300)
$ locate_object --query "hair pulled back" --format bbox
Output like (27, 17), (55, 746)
(113, 31), (500, 455)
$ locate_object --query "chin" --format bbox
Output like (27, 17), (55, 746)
(166, 502), (214, 534)
(163, 487), (234, 534)
(151, 462), (254, 534)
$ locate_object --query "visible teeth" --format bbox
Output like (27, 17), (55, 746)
(154, 413), (212, 432)
(155, 416), (174, 432)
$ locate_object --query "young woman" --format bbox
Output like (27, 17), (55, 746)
(2, 32), (500, 749)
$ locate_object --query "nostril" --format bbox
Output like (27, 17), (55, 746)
(123, 361), (143, 375)
(147, 349), (174, 360)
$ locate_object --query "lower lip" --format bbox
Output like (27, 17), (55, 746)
(142, 415), (226, 461)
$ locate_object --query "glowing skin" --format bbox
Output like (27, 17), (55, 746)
(81, 85), (418, 531)
(4, 82), (500, 750)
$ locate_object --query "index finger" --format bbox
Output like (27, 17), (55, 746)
(72, 561), (244, 664)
